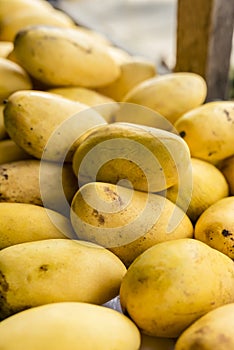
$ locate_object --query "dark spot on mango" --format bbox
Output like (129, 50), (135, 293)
(98, 214), (105, 224)
(218, 333), (232, 343)
(103, 186), (124, 205)
(92, 209), (105, 225)
(208, 151), (217, 156)
(0, 271), (8, 292)
(223, 109), (232, 122)
(71, 41), (92, 54)
(138, 276), (149, 284)
(93, 209), (98, 217)
(179, 131), (186, 138)
(0, 270), (12, 320)
(222, 229), (232, 237)
(0, 168), (8, 180)
(39, 264), (49, 272)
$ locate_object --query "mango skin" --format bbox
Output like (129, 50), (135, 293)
(70, 182), (193, 267)
(140, 333), (176, 350)
(0, 0), (53, 22)
(0, 302), (141, 350)
(0, 202), (75, 249)
(119, 238), (234, 338)
(0, 104), (8, 140)
(175, 303), (234, 350)
(97, 57), (157, 101)
(174, 101), (234, 163)
(194, 196), (234, 259)
(123, 72), (207, 124)
(0, 42), (13, 59)
(47, 86), (119, 123)
(0, 57), (32, 103)
(166, 157), (229, 222)
(220, 155), (234, 195)
(72, 122), (191, 192)
(0, 8), (75, 42)
(13, 25), (120, 87)
(0, 239), (126, 320)
(0, 139), (33, 164)
(0, 159), (78, 216)
(3, 90), (106, 161)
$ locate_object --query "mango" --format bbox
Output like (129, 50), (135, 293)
(0, 202), (75, 249)
(0, 57), (32, 103)
(120, 238), (234, 337)
(70, 182), (193, 267)
(175, 303), (234, 350)
(3, 90), (106, 161)
(0, 159), (78, 216)
(0, 302), (140, 350)
(0, 239), (126, 319)
(194, 196), (234, 259)
(166, 157), (229, 222)
(72, 122), (191, 192)
(13, 25), (120, 87)
(122, 72), (207, 124)
(219, 155), (234, 195)
(174, 101), (234, 163)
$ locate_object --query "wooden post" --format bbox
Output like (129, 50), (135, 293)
(174, 0), (234, 101)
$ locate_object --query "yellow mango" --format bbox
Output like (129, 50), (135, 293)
(0, 202), (75, 249)
(0, 104), (8, 139)
(72, 122), (191, 192)
(194, 196), (234, 259)
(3, 90), (106, 161)
(0, 8), (75, 41)
(0, 302), (140, 350)
(0, 139), (33, 163)
(123, 72), (207, 124)
(0, 239), (126, 319)
(0, 42), (13, 57)
(175, 303), (234, 350)
(13, 25), (121, 87)
(113, 102), (175, 132)
(0, 0), (53, 22)
(166, 157), (229, 222)
(0, 159), (78, 216)
(174, 101), (234, 163)
(120, 238), (234, 338)
(0, 57), (32, 103)
(97, 56), (157, 101)
(47, 87), (119, 123)
(219, 155), (234, 195)
(70, 182), (193, 267)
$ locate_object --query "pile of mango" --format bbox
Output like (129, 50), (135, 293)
(0, 0), (234, 349)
